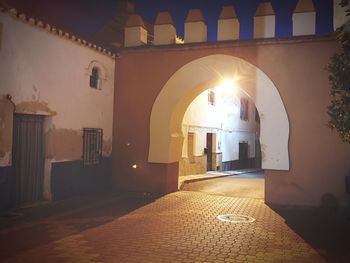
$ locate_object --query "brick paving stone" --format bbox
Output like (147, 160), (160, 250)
(0, 191), (329, 263)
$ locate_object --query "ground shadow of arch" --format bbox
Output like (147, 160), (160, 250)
(269, 192), (350, 263)
(149, 54), (290, 171)
(320, 192), (339, 211)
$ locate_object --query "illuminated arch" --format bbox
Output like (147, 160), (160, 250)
(149, 54), (289, 170)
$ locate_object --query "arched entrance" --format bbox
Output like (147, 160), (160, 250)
(149, 54), (289, 171)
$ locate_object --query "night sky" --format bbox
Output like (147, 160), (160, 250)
(1, 0), (334, 41)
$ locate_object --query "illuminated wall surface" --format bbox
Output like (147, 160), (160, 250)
(117, 0), (350, 206)
(0, 0), (349, 209)
(182, 85), (258, 162)
(0, 10), (115, 201)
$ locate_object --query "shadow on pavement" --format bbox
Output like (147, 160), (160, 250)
(0, 192), (162, 261)
(270, 205), (350, 263)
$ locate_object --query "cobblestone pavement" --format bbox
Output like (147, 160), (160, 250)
(0, 191), (335, 263)
(178, 169), (262, 189)
(181, 173), (264, 199)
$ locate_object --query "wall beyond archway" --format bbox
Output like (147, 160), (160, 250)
(149, 54), (289, 171)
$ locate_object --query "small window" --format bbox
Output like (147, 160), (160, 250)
(89, 67), (99, 89)
(208, 89), (215, 106)
(83, 128), (103, 165)
(240, 98), (249, 121)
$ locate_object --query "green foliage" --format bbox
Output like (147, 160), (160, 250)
(336, 1), (350, 48)
(340, 0), (350, 11)
(326, 1), (350, 143)
(327, 51), (350, 143)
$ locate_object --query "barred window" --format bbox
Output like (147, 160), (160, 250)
(83, 128), (103, 165)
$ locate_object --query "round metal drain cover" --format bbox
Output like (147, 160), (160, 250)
(217, 214), (255, 223)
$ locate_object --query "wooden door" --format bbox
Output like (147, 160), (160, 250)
(239, 142), (248, 169)
(206, 133), (213, 171)
(12, 113), (45, 205)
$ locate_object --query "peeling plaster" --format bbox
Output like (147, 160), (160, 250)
(16, 101), (57, 116)
(0, 95), (14, 162)
(46, 128), (112, 161)
(47, 128), (82, 161)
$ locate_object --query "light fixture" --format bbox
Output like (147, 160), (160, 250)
(132, 164), (137, 169)
(216, 79), (237, 94)
(220, 79), (234, 89)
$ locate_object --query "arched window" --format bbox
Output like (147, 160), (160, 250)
(89, 67), (99, 89)
(86, 60), (108, 90)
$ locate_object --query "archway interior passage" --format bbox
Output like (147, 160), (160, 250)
(180, 83), (262, 177)
(149, 54), (289, 171)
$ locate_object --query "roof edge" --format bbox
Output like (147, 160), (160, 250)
(0, 7), (116, 59)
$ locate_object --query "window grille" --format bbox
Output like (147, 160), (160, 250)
(89, 67), (99, 89)
(83, 128), (103, 165)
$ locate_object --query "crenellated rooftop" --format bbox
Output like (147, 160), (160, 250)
(294, 0), (315, 13)
(255, 2), (275, 17)
(124, 0), (328, 48)
(219, 6), (238, 20)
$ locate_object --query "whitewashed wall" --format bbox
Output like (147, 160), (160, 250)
(0, 11), (115, 166)
(182, 86), (258, 162)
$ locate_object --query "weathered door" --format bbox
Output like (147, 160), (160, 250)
(12, 113), (45, 205)
(239, 142), (248, 169)
(206, 133), (213, 171)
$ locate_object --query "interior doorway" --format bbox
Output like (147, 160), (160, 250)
(12, 113), (45, 205)
(239, 142), (249, 169)
(206, 133), (213, 171)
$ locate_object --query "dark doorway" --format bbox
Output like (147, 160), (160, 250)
(206, 133), (213, 171)
(12, 113), (45, 205)
(254, 139), (262, 168)
(239, 142), (248, 169)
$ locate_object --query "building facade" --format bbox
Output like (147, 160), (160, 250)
(180, 85), (260, 176)
(0, 0), (349, 211)
(0, 8), (115, 210)
(114, 0), (350, 207)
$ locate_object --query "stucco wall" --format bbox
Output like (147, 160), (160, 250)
(0, 12), (115, 166)
(0, 11), (115, 203)
(114, 36), (350, 207)
(181, 87), (258, 162)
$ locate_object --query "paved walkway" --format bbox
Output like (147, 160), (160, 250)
(181, 172), (264, 199)
(178, 169), (262, 189)
(0, 191), (329, 263)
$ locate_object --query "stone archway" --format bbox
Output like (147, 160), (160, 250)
(149, 54), (290, 170)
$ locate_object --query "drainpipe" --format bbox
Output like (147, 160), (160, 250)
(6, 94), (16, 113)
